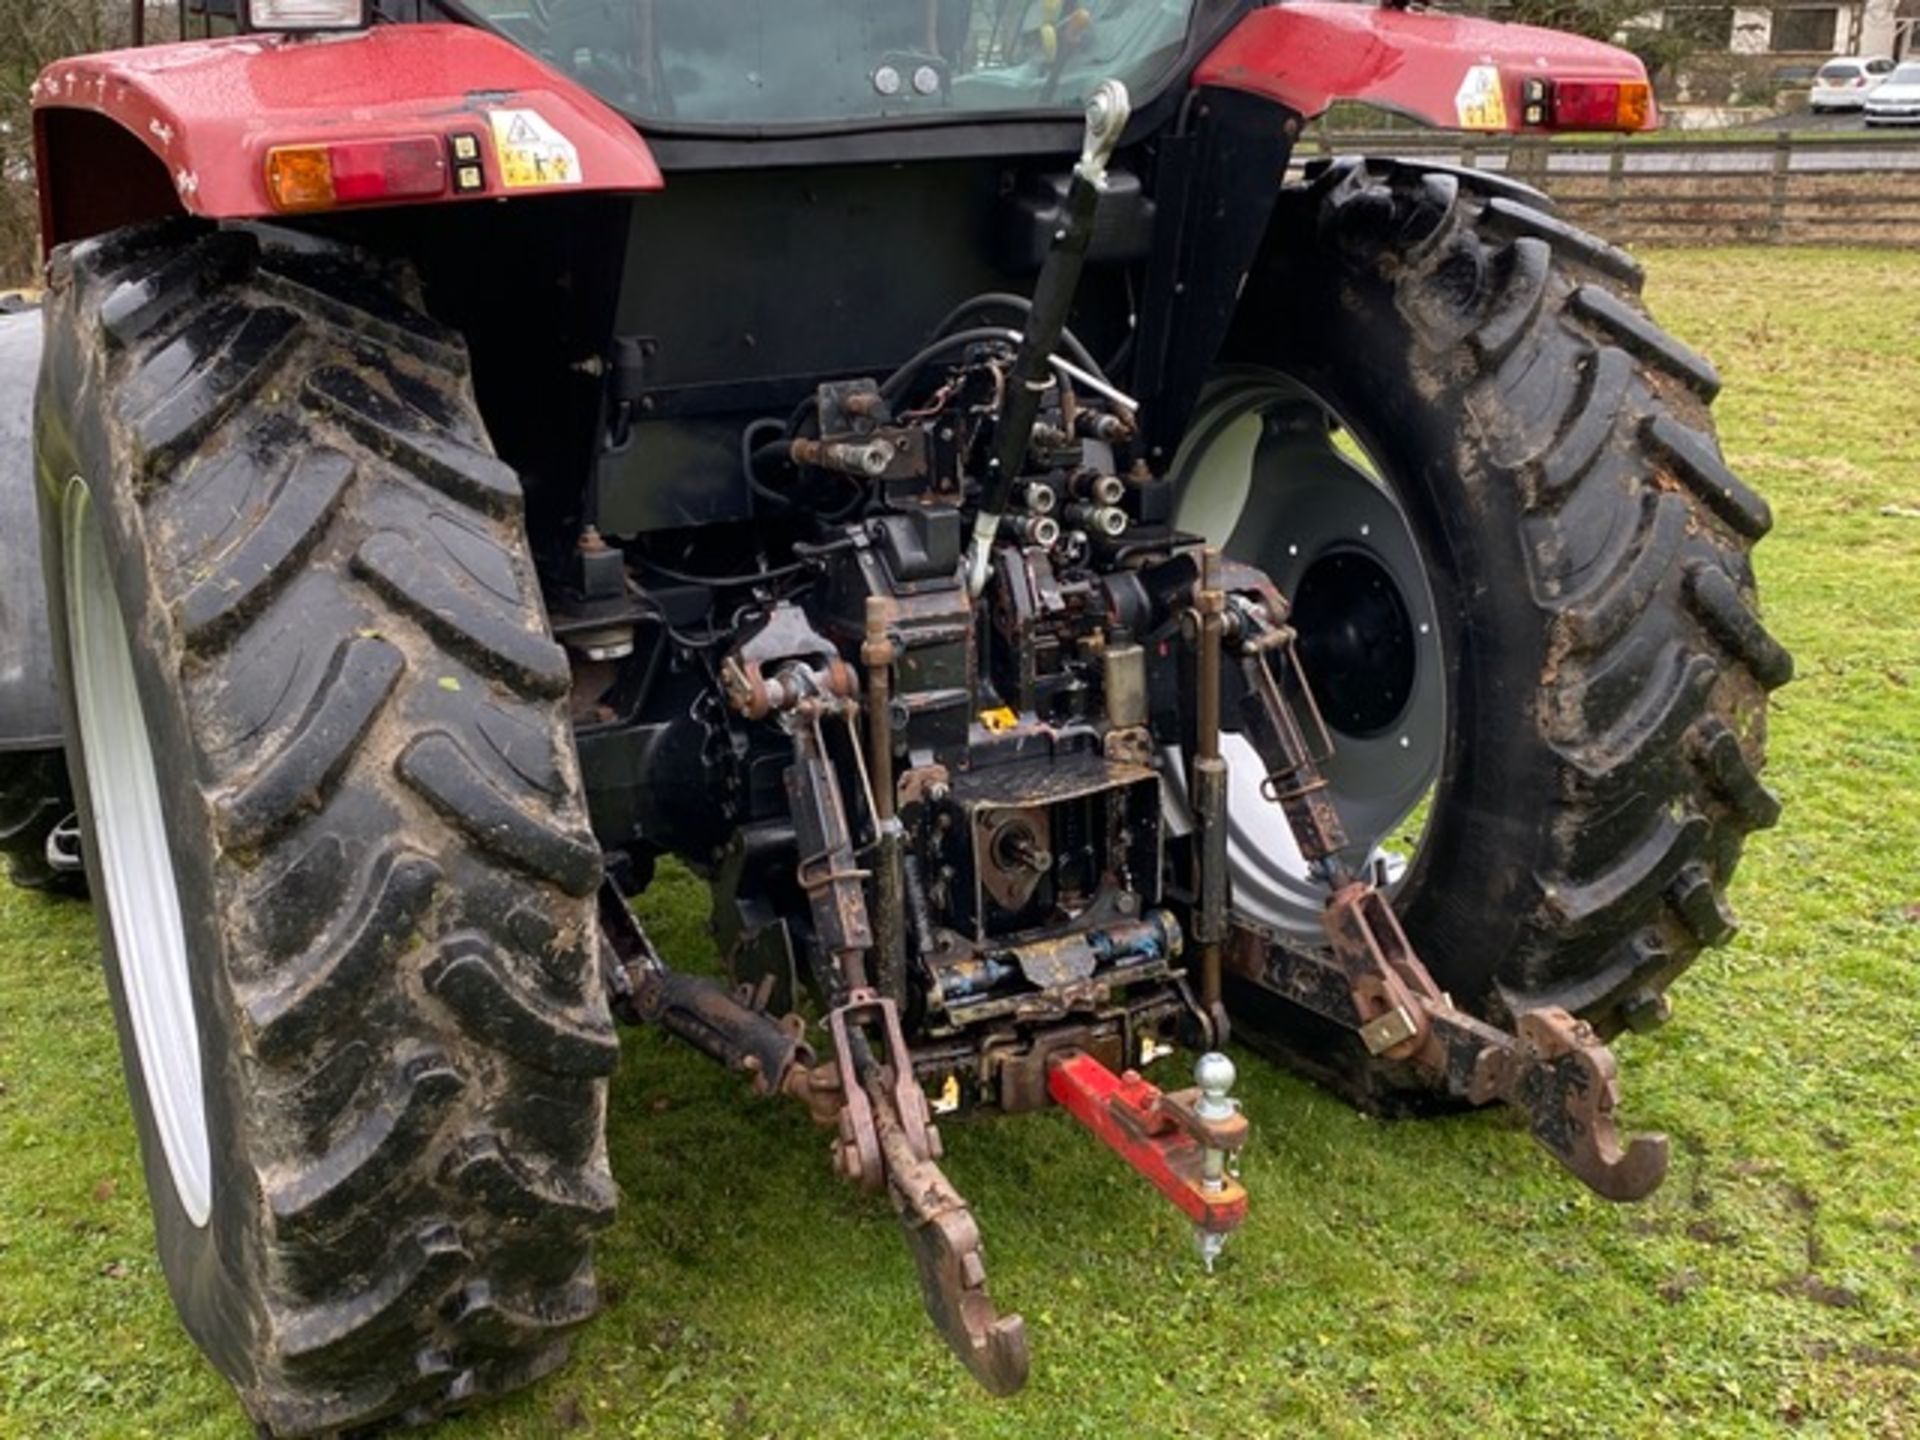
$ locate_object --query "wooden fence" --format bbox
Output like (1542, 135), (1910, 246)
(1295, 129), (1920, 247)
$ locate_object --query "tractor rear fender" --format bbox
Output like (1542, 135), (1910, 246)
(1194, 1), (1657, 132)
(31, 23), (663, 253)
(0, 307), (62, 753)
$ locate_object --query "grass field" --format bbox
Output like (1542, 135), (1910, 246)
(3, 247), (1918, 1439)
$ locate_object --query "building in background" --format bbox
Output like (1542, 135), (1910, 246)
(1633, 0), (1914, 117)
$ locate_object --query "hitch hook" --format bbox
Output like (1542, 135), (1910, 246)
(1490, 1008), (1671, 1202)
(827, 990), (1032, 1394)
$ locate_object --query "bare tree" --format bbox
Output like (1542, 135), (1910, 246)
(0, 0), (133, 284)
(1461, 0), (1695, 79)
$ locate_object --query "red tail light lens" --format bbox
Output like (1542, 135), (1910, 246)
(1555, 80), (1636, 128)
(328, 137), (446, 203)
(1521, 77), (1655, 131)
(265, 136), (447, 211)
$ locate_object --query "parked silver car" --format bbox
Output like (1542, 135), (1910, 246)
(1865, 61), (1920, 124)
(1812, 55), (1895, 110)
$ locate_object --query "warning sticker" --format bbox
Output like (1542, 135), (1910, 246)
(1454, 65), (1509, 131)
(488, 108), (582, 189)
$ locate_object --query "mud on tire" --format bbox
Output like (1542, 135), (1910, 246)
(1220, 159), (1788, 1101)
(37, 220), (615, 1434)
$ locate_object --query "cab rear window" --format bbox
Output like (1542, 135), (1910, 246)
(461, 0), (1203, 129)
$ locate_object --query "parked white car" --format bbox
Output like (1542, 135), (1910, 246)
(1865, 61), (1920, 124)
(1810, 56), (1895, 110)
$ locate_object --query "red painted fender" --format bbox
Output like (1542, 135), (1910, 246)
(32, 24), (662, 246)
(1194, 1), (1657, 132)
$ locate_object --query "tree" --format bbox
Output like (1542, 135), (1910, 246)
(1461, 0), (1697, 81)
(0, 0), (133, 283)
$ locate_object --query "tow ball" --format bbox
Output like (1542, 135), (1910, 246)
(1048, 1050), (1250, 1271)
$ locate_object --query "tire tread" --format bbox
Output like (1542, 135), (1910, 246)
(1234, 158), (1783, 1052)
(42, 221), (613, 1436)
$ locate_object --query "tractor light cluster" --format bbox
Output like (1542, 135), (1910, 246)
(265, 137), (448, 212)
(1522, 77), (1654, 131)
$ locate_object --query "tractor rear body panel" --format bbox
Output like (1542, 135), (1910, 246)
(31, 24), (662, 249)
(1195, 1), (1658, 131)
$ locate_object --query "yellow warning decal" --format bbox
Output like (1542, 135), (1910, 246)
(978, 707), (1019, 733)
(487, 108), (583, 189)
(1454, 64), (1509, 131)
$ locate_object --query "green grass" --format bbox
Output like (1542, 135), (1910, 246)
(4, 247), (1919, 1438)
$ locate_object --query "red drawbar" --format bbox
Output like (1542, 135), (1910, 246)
(1048, 1052), (1248, 1234)
(32, 24), (663, 245)
(1193, 1), (1657, 133)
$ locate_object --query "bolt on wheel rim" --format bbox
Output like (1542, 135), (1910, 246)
(64, 477), (212, 1227)
(1163, 372), (1447, 946)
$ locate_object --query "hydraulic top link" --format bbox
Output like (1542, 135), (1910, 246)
(967, 80), (1130, 595)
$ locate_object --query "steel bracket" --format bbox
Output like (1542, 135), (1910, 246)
(1235, 904), (1670, 1202)
(1047, 1050), (1250, 1233)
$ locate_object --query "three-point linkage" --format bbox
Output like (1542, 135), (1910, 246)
(1184, 550), (1669, 1203)
(598, 74), (1666, 1408)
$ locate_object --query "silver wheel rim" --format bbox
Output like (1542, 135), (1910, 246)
(1163, 372), (1447, 945)
(64, 478), (212, 1227)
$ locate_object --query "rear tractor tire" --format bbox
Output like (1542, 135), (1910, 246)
(1181, 159), (1788, 1105)
(37, 220), (617, 1434)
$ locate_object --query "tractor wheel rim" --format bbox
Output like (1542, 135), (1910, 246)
(1163, 371), (1447, 946)
(64, 478), (211, 1227)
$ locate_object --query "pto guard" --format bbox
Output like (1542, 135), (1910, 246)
(1194, 0), (1657, 133)
(31, 24), (661, 245)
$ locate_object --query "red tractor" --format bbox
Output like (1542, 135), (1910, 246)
(0, 0), (1786, 1430)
